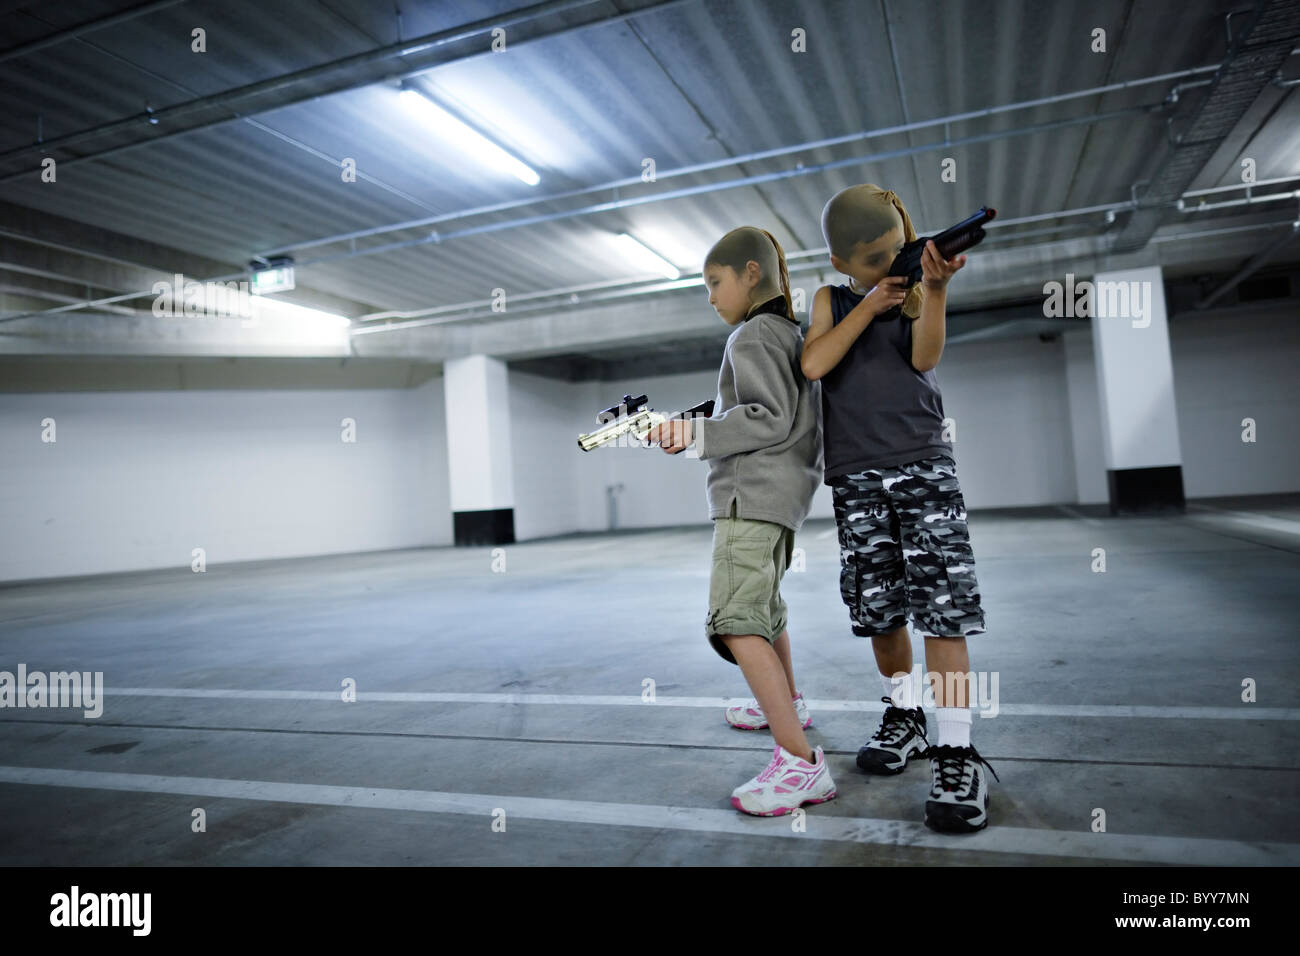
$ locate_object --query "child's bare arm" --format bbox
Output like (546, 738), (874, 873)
(911, 240), (967, 372)
(801, 279), (907, 381)
(911, 285), (944, 372)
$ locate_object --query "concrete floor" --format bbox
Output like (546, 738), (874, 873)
(1, 493), (1298, 866)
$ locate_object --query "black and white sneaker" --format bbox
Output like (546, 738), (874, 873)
(856, 697), (929, 774)
(924, 744), (1001, 833)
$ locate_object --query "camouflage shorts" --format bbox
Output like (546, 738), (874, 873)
(831, 455), (986, 639)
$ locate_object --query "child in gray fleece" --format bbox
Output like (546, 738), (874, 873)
(646, 226), (833, 816)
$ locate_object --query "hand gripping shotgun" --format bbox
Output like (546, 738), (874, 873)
(577, 394), (715, 451)
(887, 205), (996, 287)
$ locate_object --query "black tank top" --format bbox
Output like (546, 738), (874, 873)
(819, 283), (953, 482)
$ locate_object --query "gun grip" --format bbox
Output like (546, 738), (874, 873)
(674, 399), (715, 419)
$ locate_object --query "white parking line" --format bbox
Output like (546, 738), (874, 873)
(94, 688), (1300, 720)
(1, 764), (1295, 865)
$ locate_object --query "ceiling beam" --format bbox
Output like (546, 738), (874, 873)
(1109, 0), (1300, 254)
(0, 0), (187, 65)
(0, 199), (378, 320)
(0, 214), (1293, 361)
(0, 0), (691, 181)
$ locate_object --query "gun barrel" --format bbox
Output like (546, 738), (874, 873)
(885, 206), (996, 291)
(577, 409), (656, 451)
(933, 206), (996, 259)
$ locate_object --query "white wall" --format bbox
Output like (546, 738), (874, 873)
(5, 303), (1294, 580)
(510, 369), (729, 539)
(928, 335), (1077, 509)
(1170, 309), (1299, 497)
(0, 377), (450, 583)
(1061, 306), (1299, 501)
(549, 332), (1074, 537)
(515, 303), (1298, 537)
(508, 370), (588, 541)
(574, 372), (717, 533)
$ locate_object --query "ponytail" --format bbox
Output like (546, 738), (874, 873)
(880, 190), (925, 319)
(757, 227), (795, 321)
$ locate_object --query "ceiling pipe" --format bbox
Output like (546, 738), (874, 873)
(5, 215), (1292, 330)
(347, 217), (1299, 336)
(352, 222), (1108, 324)
(1177, 189), (1300, 213)
(265, 87), (1300, 269)
(0, 0), (692, 181)
(1108, 1), (1300, 254)
(10, 173), (1297, 324)
(5, 176), (1298, 327)
(256, 62), (1237, 260)
(343, 178), (1300, 323)
(282, 102), (1168, 271)
(1193, 216), (1300, 309)
(0, 284), (138, 316)
(0, 0), (188, 65)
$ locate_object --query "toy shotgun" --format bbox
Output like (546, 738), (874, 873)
(577, 394), (715, 451)
(887, 205), (996, 288)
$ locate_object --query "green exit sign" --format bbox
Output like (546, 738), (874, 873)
(248, 256), (295, 293)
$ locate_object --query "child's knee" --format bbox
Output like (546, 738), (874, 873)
(870, 624), (909, 642)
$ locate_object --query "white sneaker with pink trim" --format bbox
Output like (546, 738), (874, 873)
(730, 744), (836, 816)
(725, 692), (812, 730)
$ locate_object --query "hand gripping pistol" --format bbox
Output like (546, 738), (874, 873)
(577, 394), (715, 451)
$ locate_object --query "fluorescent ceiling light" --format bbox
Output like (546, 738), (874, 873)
(614, 233), (680, 280)
(253, 296), (351, 329)
(205, 283), (350, 328)
(399, 88), (540, 186)
(160, 281), (351, 336)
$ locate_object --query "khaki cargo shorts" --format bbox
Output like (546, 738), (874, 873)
(705, 499), (796, 664)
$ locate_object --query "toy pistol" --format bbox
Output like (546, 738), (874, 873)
(887, 205), (997, 288)
(577, 394), (715, 452)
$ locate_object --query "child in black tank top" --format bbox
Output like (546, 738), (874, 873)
(803, 184), (1000, 834)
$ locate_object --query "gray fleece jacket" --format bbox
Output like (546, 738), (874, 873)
(691, 297), (823, 533)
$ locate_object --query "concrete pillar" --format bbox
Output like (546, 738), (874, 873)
(1062, 329), (1109, 505)
(444, 354), (515, 545)
(1088, 264), (1185, 514)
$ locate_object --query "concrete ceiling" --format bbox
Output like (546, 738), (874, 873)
(1, 0), (1298, 384)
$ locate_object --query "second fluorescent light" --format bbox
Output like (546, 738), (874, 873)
(399, 88), (539, 186)
(614, 233), (680, 280)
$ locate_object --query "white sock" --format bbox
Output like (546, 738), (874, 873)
(936, 707), (972, 748)
(880, 671), (917, 710)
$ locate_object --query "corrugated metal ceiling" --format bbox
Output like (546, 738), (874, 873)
(1, 0), (1297, 343)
